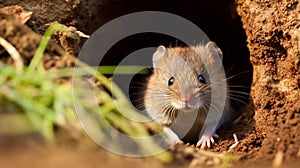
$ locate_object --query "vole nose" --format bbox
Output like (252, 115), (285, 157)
(181, 96), (191, 104)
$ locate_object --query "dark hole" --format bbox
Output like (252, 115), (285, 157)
(86, 0), (253, 116)
(100, 33), (187, 65)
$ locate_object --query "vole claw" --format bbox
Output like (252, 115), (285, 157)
(196, 134), (219, 149)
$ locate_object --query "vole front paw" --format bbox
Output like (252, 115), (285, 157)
(167, 136), (183, 146)
(196, 133), (219, 149)
(163, 127), (183, 146)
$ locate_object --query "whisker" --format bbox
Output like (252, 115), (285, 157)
(228, 95), (249, 100)
(228, 85), (250, 89)
(229, 90), (250, 95)
(227, 72), (252, 80)
(230, 97), (249, 104)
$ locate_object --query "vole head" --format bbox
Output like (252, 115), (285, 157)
(145, 42), (224, 125)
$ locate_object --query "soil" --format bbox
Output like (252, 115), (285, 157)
(236, 0), (300, 163)
(0, 0), (299, 168)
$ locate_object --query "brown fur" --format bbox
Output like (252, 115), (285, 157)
(144, 44), (230, 143)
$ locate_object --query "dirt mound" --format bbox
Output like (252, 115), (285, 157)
(236, 0), (300, 162)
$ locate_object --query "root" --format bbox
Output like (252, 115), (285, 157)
(0, 36), (23, 73)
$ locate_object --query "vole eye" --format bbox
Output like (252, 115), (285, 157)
(197, 74), (206, 84)
(168, 76), (175, 86)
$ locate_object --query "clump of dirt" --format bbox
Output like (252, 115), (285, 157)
(0, 10), (40, 65)
(0, 6), (76, 69)
(0, 0), (105, 34)
(236, 0), (300, 163)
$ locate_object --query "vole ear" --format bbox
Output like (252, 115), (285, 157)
(153, 45), (167, 68)
(206, 42), (223, 69)
(206, 42), (223, 60)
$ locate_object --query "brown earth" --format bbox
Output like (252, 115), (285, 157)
(236, 0), (300, 163)
(0, 0), (299, 167)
